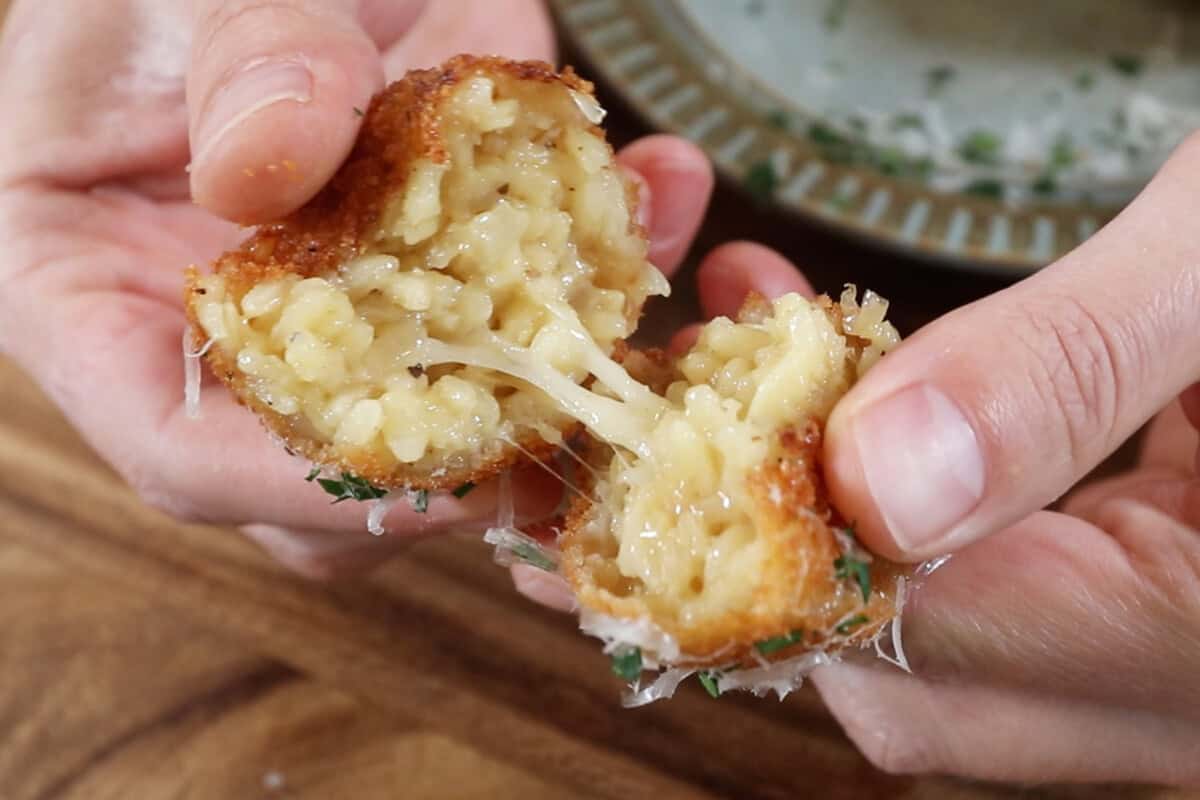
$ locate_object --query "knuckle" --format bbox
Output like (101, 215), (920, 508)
(194, 1), (300, 62)
(1011, 294), (1131, 465)
(194, 0), (356, 66)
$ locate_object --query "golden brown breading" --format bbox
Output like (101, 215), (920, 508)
(185, 56), (658, 491)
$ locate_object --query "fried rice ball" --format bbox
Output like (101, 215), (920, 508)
(559, 289), (909, 674)
(185, 54), (910, 690)
(186, 56), (666, 491)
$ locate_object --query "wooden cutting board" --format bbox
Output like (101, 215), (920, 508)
(0, 355), (1192, 800)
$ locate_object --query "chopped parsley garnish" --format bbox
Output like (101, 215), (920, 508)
(835, 614), (870, 635)
(755, 629), (805, 655)
(807, 122), (860, 165)
(306, 470), (388, 504)
(925, 64), (956, 95)
(1050, 135), (1076, 169)
(957, 130), (1002, 165)
(834, 554), (872, 602)
(1074, 71), (1095, 92)
(611, 647), (642, 682)
(965, 179), (1004, 200)
(828, 192), (855, 212)
(451, 482), (476, 499)
(410, 489), (429, 513)
(766, 109), (791, 130)
(875, 147), (929, 178)
(697, 670), (721, 698)
(806, 122), (932, 181)
(823, 0), (850, 31)
(744, 160), (779, 203)
(1031, 174), (1058, 196)
(353, 106), (365, 117)
(809, 121), (847, 147)
(511, 541), (556, 572)
(1109, 53), (1144, 78)
(890, 112), (924, 132)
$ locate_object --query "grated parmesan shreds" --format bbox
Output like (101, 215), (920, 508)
(182, 328), (214, 420)
(873, 576), (911, 673)
(716, 649), (834, 700)
(569, 89), (606, 125)
(623, 667), (696, 708)
(579, 608), (681, 667)
(916, 553), (951, 578)
(483, 526), (559, 571)
(366, 494), (400, 536)
(496, 469), (513, 528)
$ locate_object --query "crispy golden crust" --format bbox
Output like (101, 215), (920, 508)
(184, 56), (641, 491)
(560, 300), (905, 667)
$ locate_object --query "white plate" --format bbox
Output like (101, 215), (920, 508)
(554, 0), (1200, 273)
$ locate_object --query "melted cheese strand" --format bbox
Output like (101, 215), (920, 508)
(498, 432), (593, 507)
(415, 337), (661, 457)
(182, 329), (215, 420)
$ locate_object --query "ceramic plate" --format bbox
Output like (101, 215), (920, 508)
(552, 0), (1200, 273)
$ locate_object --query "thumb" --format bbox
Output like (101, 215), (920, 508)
(825, 133), (1200, 561)
(186, 0), (422, 223)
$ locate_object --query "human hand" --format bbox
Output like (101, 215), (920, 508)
(0, 0), (714, 579)
(509, 152), (1200, 785)
(811, 134), (1200, 784)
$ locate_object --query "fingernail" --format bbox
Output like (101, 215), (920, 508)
(853, 384), (985, 553)
(193, 57), (313, 166)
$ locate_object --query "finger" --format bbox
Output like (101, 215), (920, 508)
(615, 135), (714, 278)
(813, 661), (1200, 784)
(824, 133), (1200, 561)
(1182, 383), (1200, 432)
(186, 0), (422, 223)
(510, 564), (578, 613)
(666, 243), (813, 355)
(668, 324), (703, 356)
(241, 522), (411, 581)
(380, 0), (555, 77)
(1139, 399), (1199, 474)
(813, 510), (1200, 782)
(356, 0), (430, 50)
(880, 511), (1199, 718)
(1060, 468), (1187, 522)
(694, 241), (814, 319)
